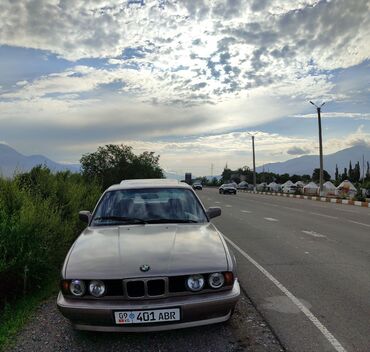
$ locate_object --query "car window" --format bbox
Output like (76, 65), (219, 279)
(91, 188), (208, 225)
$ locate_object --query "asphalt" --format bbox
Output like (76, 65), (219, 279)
(198, 188), (370, 352)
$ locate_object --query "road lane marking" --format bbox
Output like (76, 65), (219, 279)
(215, 201), (221, 204)
(226, 205), (232, 208)
(302, 230), (326, 238)
(281, 206), (304, 212)
(223, 236), (347, 352)
(310, 212), (338, 219)
(264, 217), (278, 222)
(241, 210), (251, 213)
(347, 220), (370, 228)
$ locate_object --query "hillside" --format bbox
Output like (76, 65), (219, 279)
(256, 145), (370, 177)
(0, 144), (80, 177)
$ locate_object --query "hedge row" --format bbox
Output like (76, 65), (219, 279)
(0, 166), (101, 308)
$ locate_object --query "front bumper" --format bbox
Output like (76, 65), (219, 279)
(57, 280), (240, 332)
(222, 189), (236, 194)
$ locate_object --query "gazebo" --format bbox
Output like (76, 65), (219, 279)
(323, 181), (337, 197)
(337, 180), (357, 198)
(303, 182), (319, 195)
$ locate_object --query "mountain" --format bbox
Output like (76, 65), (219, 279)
(0, 143), (80, 177)
(256, 145), (370, 177)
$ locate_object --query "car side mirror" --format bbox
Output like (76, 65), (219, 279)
(79, 210), (91, 223)
(207, 207), (221, 219)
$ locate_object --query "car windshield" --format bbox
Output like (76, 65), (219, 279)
(91, 188), (208, 226)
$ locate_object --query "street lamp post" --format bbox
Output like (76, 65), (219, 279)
(310, 101), (325, 196)
(248, 133), (257, 192)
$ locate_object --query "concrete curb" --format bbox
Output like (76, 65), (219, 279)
(241, 190), (370, 208)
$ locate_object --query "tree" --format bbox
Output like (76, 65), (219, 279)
(367, 161), (370, 181)
(221, 166), (232, 183)
(353, 161), (361, 183)
(291, 174), (302, 183)
(80, 144), (164, 189)
(276, 173), (290, 184)
(335, 164), (339, 182)
(312, 168), (331, 183)
(348, 161), (353, 181)
(341, 167), (348, 181)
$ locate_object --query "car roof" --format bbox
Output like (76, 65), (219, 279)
(106, 179), (192, 191)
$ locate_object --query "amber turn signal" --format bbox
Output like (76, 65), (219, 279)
(223, 272), (234, 286)
(60, 280), (70, 294)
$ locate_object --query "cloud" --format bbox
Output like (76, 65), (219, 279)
(0, 0), (369, 175)
(287, 146), (312, 155)
(0, 0), (369, 107)
(294, 112), (370, 120)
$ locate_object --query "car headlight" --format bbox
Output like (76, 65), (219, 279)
(208, 273), (225, 289)
(186, 274), (205, 292)
(70, 279), (86, 296)
(88, 280), (106, 297)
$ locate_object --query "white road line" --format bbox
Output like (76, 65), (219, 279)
(302, 230), (326, 238)
(223, 236), (347, 352)
(281, 206), (304, 213)
(226, 205), (232, 208)
(347, 220), (370, 228)
(310, 212), (338, 219)
(264, 217), (278, 222)
(241, 210), (251, 213)
(215, 201), (221, 204)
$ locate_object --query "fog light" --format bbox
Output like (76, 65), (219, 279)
(186, 274), (205, 292)
(89, 280), (106, 297)
(70, 279), (86, 297)
(208, 273), (225, 289)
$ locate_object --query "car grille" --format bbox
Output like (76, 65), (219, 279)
(73, 274), (232, 300)
(124, 278), (167, 298)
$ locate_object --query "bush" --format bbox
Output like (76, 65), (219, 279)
(0, 166), (101, 308)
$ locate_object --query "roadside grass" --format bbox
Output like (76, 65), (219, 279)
(0, 277), (59, 351)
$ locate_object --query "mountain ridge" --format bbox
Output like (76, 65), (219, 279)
(256, 145), (370, 177)
(0, 143), (80, 177)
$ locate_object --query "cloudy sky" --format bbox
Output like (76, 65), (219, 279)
(0, 0), (369, 176)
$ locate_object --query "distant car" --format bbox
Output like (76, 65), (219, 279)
(283, 185), (297, 194)
(219, 184), (237, 195)
(193, 183), (203, 190)
(57, 179), (239, 332)
(237, 182), (249, 190)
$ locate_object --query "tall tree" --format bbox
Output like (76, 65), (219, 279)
(341, 167), (348, 181)
(221, 166), (232, 183)
(335, 164), (339, 182)
(80, 144), (164, 189)
(312, 168), (331, 183)
(348, 161), (353, 181)
(353, 161), (361, 183)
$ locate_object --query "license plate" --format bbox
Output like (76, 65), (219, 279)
(114, 308), (180, 324)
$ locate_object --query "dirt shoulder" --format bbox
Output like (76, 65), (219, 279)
(5, 291), (283, 352)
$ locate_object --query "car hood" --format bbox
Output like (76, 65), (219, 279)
(64, 223), (229, 279)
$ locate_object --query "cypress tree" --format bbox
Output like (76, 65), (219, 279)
(335, 164), (339, 182)
(348, 161), (353, 181)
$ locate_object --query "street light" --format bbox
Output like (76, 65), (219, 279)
(309, 101), (325, 196)
(248, 132), (257, 192)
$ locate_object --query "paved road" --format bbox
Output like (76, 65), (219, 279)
(198, 188), (370, 352)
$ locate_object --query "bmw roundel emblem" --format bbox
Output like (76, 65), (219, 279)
(140, 264), (150, 272)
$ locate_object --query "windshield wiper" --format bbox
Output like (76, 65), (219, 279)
(93, 216), (147, 224)
(146, 219), (199, 224)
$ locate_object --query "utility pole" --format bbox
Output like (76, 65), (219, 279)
(248, 133), (257, 192)
(310, 101), (325, 196)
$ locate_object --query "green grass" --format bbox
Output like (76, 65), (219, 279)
(0, 278), (59, 351)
